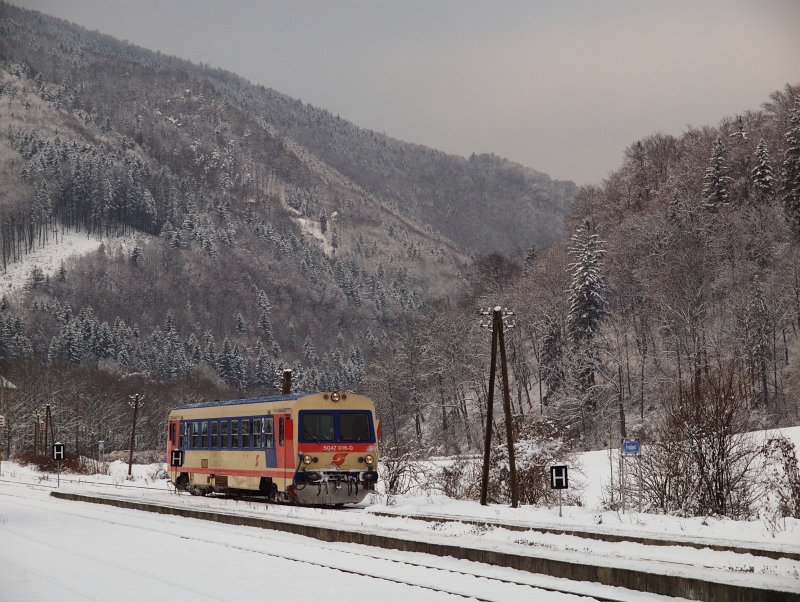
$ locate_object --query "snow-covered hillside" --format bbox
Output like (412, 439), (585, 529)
(0, 230), (147, 293)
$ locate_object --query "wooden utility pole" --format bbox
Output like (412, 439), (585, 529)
(47, 404), (55, 454)
(479, 309), (499, 506)
(44, 404), (55, 457)
(479, 306), (519, 508)
(127, 394), (143, 477)
(33, 411), (40, 457)
(497, 310), (520, 508)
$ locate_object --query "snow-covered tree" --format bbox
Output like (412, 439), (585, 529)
(566, 219), (609, 345)
(523, 243), (537, 270)
(703, 136), (732, 212)
(566, 219), (608, 402)
(782, 96), (800, 234)
(130, 246), (143, 265)
(751, 139), (775, 205)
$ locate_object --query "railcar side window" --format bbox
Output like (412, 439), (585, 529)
(264, 417), (274, 448)
(221, 420), (228, 448)
(340, 413), (371, 442)
(253, 418), (262, 447)
(302, 413), (335, 442)
(231, 420), (239, 448)
(201, 421), (208, 448)
(169, 422), (176, 445)
(192, 422), (198, 448)
(179, 422), (186, 448)
(279, 417), (285, 446)
(211, 421), (218, 448)
(242, 419), (250, 449)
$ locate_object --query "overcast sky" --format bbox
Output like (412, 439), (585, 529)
(12, 0), (800, 184)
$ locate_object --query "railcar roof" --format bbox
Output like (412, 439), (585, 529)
(173, 393), (308, 410)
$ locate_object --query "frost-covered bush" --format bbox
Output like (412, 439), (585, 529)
(489, 417), (583, 506)
(378, 441), (430, 496)
(635, 366), (761, 519)
(759, 436), (800, 528)
(427, 455), (482, 500)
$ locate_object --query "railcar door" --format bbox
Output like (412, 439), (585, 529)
(276, 416), (285, 489)
(284, 415), (294, 474)
(275, 414), (295, 490)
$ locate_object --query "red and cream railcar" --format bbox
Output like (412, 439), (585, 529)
(167, 392), (380, 505)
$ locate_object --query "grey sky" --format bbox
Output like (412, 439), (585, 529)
(13, 0), (800, 184)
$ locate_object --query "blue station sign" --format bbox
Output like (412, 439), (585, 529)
(622, 439), (641, 455)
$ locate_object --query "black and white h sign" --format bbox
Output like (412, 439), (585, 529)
(170, 449), (184, 467)
(52, 442), (65, 461)
(550, 465), (568, 489)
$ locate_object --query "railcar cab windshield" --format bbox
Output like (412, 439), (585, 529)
(300, 411), (374, 443)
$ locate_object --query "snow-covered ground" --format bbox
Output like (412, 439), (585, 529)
(0, 229), (146, 292)
(2, 427), (799, 599)
(0, 483), (672, 602)
(2, 457), (800, 597)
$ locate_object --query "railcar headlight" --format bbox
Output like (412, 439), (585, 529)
(364, 454), (375, 466)
(331, 392), (340, 402)
(303, 454), (313, 465)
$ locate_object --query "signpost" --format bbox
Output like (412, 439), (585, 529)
(0, 415), (4, 476)
(621, 439), (641, 513)
(550, 465), (569, 517)
(52, 442), (65, 487)
(170, 449), (184, 467)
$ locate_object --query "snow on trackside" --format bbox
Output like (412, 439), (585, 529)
(0, 230), (149, 292)
(2, 427), (799, 594)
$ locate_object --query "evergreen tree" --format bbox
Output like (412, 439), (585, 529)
(235, 312), (246, 334)
(331, 222), (339, 255)
(131, 246), (143, 265)
(523, 243), (537, 270)
(782, 96), (800, 234)
(751, 139), (775, 205)
(302, 335), (318, 366)
(203, 331), (217, 367)
(63, 322), (83, 364)
(319, 209), (328, 234)
(566, 219), (608, 402)
(26, 265), (46, 290)
(567, 219), (609, 345)
(364, 329), (378, 355)
(703, 136), (732, 212)
(258, 310), (275, 343)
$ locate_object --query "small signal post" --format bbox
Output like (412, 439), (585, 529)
(550, 465), (569, 517)
(52, 441), (65, 486)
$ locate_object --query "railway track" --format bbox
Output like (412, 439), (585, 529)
(0, 486), (637, 602)
(0, 472), (171, 492)
(3, 477), (797, 601)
